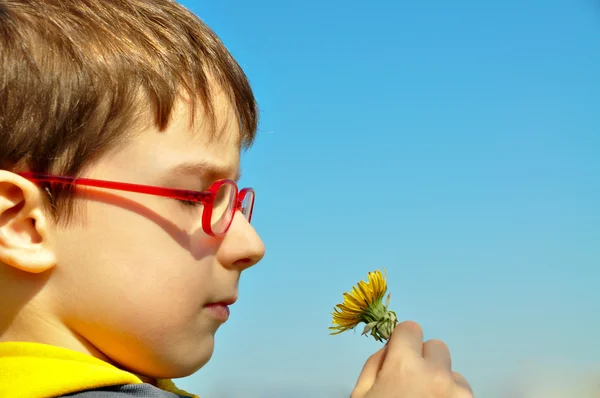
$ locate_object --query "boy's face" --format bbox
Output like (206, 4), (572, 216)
(40, 90), (264, 378)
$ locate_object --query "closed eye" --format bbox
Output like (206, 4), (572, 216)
(178, 199), (202, 207)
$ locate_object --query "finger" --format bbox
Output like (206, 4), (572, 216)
(452, 371), (474, 395)
(351, 344), (389, 398)
(384, 320), (424, 365)
(422, 339), (452, 370)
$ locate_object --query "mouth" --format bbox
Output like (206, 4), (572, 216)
(204, 296), (237, 322)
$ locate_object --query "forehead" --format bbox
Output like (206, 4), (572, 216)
(93, 88), (242, 184)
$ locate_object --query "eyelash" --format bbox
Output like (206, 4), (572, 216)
(177, 199), (202, 207)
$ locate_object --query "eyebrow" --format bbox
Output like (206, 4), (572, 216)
(168, 160), (242, 183)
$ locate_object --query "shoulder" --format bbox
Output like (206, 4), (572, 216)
(62, 384), (187, 398)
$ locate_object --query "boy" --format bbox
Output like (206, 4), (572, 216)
(0, 1), (473, 397)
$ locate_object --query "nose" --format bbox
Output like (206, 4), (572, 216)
(217, 210), (265, 271)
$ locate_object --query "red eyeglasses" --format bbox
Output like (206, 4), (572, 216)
(18, 172), (254, 237)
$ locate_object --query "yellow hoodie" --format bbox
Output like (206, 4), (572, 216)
(0, 342), (199, 398)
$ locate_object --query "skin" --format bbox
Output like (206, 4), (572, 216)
(0, 85), (473, 396)
(352, 321), (474, 398)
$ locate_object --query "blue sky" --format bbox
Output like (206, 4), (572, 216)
(178, 0), (600, 396)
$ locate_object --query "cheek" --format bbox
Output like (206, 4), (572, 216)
(53, 198), (216, 327)
(51, 198), (221, 375)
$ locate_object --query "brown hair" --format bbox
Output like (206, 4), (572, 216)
(0, 0), (258, 223)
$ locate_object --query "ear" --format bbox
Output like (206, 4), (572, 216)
(0, 171), (56, 274)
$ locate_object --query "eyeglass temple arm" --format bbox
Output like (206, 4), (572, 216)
(18, 172), (213, 203)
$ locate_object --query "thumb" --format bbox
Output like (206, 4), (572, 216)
(351, 344), (389, 398)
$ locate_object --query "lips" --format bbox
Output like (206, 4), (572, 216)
(204, 303), (231, 321)
(204, 296), (237, 321)
(209, 297), (237, 306)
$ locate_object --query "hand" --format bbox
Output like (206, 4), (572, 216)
(351, 321), (474, 398)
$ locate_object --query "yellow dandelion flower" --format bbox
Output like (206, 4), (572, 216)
(329, 269), (398, 342)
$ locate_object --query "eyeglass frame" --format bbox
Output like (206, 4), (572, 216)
(17, 172), (254, 237)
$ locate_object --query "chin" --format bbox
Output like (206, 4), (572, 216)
(151, 337), (215, 379)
